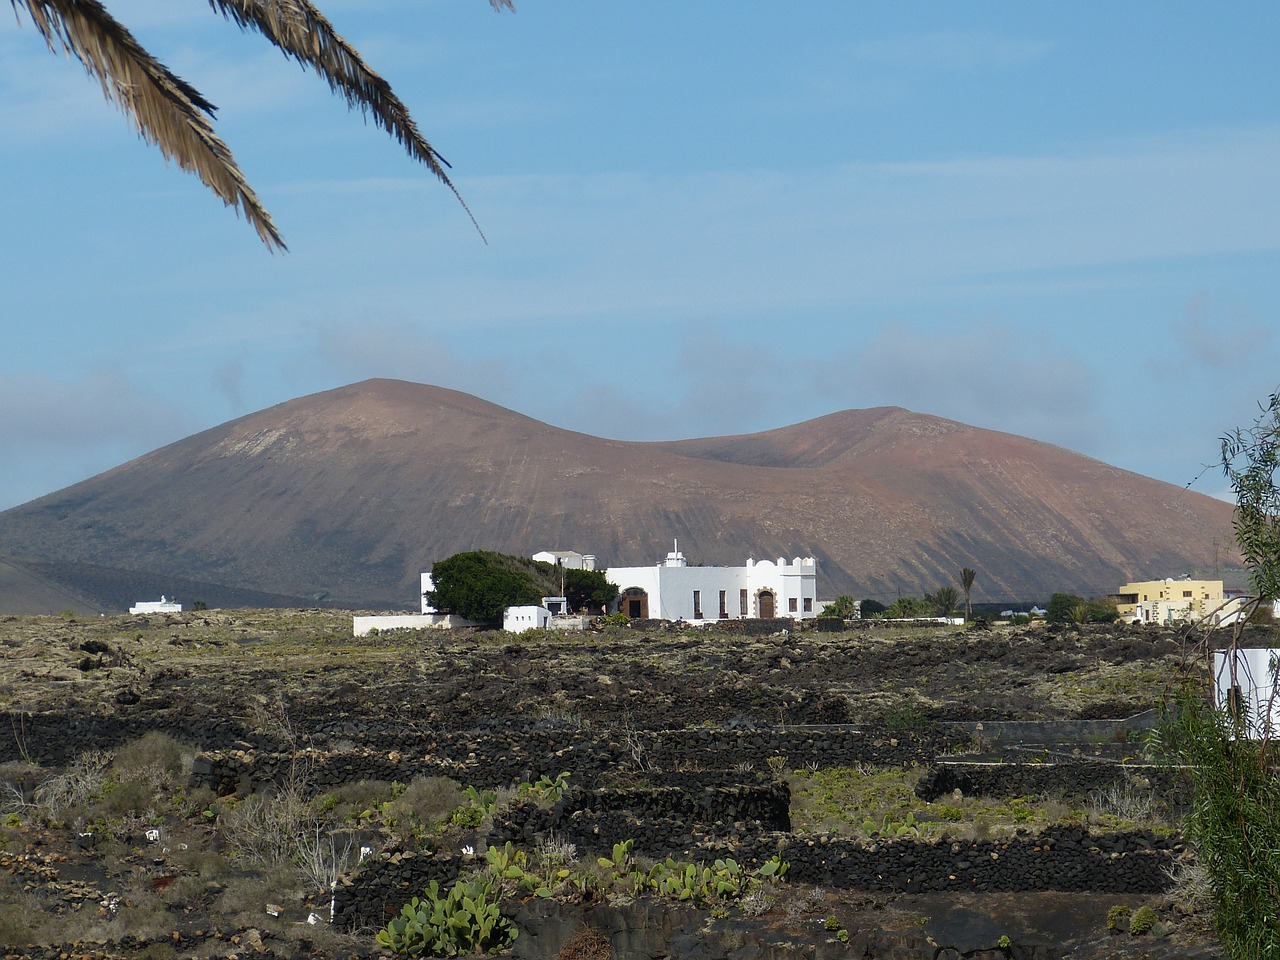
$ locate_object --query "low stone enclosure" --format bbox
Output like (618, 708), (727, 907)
(158, 719), (1190, 934)
(3, 703), (1190, 942)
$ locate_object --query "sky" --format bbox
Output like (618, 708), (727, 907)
(2, 1), (1278, 511)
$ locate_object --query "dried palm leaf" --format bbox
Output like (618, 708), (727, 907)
(11, 0), (514, 248)
(13, 0), (287, 250)
(206, 0), (509, 241)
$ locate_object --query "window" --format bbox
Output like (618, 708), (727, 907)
(693, 590), (702, 619)
(739, 589), (749, 615)
(803, 597), (812, 613)
(719, 590), (728, 618)
(788, 597), (798, 613)
(1183, 590), (1192, 598)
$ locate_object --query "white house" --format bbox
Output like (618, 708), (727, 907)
(130, 596), (182, 615)
(1213, 647), (1280, 739)
(504, 605), (553, 633)
(532, 550), (596, 571)
(605, 542), (819, 622)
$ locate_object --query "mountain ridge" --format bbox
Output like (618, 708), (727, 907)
(0, 379), (1238, 611)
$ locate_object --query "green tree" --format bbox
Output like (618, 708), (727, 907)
(928, 586), (959, 618)
(427, 551), (542, 627)
(562, 568), (619, 616)
(860, 598), (888, 617)
(12, 0), (512, 250)
(883, 596), (931, 619)
(1222, 389), (1280, 604)
(1046, 592), (1118, 624)
(1157, 390), (1280, 958)
(819, 595), (859, 619)
(1045, 592), (1085, 624)
(957, 567), (977, 620)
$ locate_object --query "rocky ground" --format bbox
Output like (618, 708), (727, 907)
(0, 609), (1259, 959)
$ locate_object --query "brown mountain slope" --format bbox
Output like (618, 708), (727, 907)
(0, 379), (1238, 609)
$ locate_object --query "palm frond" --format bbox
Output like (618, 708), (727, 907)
(13, 0), (286, 250)
(206, 0), (509, 242)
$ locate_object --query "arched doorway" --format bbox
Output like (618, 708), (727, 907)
(621, 587), (649, 619)
(757, 590), (775, 619)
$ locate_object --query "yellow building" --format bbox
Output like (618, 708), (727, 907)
(1114, 578), (1226, 624)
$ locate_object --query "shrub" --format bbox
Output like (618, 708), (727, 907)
(113, 732), (189, 781)
(1129, 905), (1158, 936)
(387, 776), (463, 828)
(377, 877), (517, 956)
(33, 750), (112, 820)
(221, 782), (312, 866)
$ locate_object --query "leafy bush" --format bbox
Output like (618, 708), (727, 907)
(113, 732), (189, 781)
(387, 776), (463, 828)
(427, 551), (547, 626)
(377, 877), (517, 956)
(1129, 904), (1158, 936)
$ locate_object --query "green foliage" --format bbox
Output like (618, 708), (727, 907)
(1159, 682), (1280, 957)
(626, 852), (787, 907)
(997, 934), (1012, 949)
(600, 611), (630, 626)
(824, 915), (842, 931)
(596, 839), (633, 871)
(484, 841), (558, 898)
(563, 568), (619, 615)
(819, 596), (858, 619)
(518, 772), (569, 804)
(376, 877), (517, 956)
(861, 810), (917, 838)
(1222, 389), (1280, 601)
(1149, 391), (1280, 959)
(1106, 904), (1130, 931)
(1045, 593), (1117, 624)
(860, 598), (887, 616)
(428, 551), (546, 626)
(927, 587), (959, 618)
(1129, 905), (1158, 936)
(1045, 593), (1083, 623)
(881, 596), (931, 619)
(958, 567), (977, 619)
(449, 786), (498, 828)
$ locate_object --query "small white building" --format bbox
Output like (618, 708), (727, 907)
(605, 542), (819, 622)
(532, 550), (596, 571)
(1213, 648), (1280, 739)
(129, 596), (182, 615)
(420, 573), (438, 614)
(504, 605), (553, 633)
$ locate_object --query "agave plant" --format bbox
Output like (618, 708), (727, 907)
(11, 0), (514, 249)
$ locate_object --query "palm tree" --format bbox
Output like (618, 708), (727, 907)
(958, 567), (977, 620)
(928, 587), (959, 618)
(12, 0), (513, 250)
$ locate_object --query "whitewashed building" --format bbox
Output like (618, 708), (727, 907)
(605, 542), (819, 622)
(129, 596), (182, 615)
(504, 605), (553, 633)
(532, 550), (597, 571)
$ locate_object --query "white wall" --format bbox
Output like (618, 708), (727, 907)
(606, 555), (818, 621)
(1214, 648), (1280, 739)
(353, 613), (475, 636)
(504, 605), (553, 633)
(420, 573), (437, 614)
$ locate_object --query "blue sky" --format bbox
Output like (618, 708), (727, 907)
(2, 1), (1278, 511)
